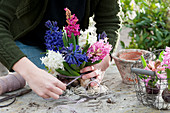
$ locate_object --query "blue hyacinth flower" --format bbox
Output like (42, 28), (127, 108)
(60, 43), (88, 66)
(44, 20), (64, 52)
(98, 31), (107, 41)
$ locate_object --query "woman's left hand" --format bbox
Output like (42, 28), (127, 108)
(80, 54), (111, 87)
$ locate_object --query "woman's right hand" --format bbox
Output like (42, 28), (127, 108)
(12, 57), (66, 99)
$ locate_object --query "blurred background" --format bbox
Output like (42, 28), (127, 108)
(117, 0), (170, 52)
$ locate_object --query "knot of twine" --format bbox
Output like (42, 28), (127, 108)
(52, 74), (104, 113)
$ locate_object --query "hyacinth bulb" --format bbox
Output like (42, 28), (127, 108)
(146, 85), (160, 94)
(162, 88), (170, 103)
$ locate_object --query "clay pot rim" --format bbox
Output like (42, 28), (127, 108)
(112, 49), (153, 63)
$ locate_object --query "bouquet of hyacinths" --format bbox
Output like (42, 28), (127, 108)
(41, 8), (112, 86)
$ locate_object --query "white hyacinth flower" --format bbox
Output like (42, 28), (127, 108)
(40, 50), (65, 76)
(78, 16), (97, 48)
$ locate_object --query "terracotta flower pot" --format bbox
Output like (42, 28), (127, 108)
(119, 51), (142, 60)
(113, 49), (152, 85)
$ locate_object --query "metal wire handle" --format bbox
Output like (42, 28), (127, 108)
(131, 68), (156, 77)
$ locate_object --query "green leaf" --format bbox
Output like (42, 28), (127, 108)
(63, 32), (68, 47)
(128, 31), (134, 37)
(45, 66), (49, 70)
(164, 35), (170, 41)
(166, 69), (170, 90)
(85, 60), (102, 66)
(138, 74), (144, 79)
(80, 61), (86, 69)
(136, 21), (146, 27)
(148, 27), (154, 30)
(141, 55), (147, 68)
(142, 16), (149, 20)
(164, 30), (169, 37)
(55, 69), (72, 76)
(158, 51), (164, 62)
(69, 33), (76, 51)
(120, 41), (125, 49)
(143, 30), (149, 39)
(82, 44), (90, 54)
(63, 62), (80, 76)
(135, 34), (140, 42)
(150, 36), (157, 40)
(157, 42), (162, 48)
(76, 36), (79, 45)
(87, 32), (89, 42)
(70, 64), (80, 72)
(156, 29), (162, 41)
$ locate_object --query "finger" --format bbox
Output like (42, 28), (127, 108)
(80, 66), (95, 73)
(46, 84), (63, 95)
(91, 71), (105, 87)
(52, 87), (63, 95)
(53, 78), (66, 90)
(48, 91), (60, 100)
(82, 71), (99, 79)
(38, 91), (50, 99)
(42, 94), (51, 99)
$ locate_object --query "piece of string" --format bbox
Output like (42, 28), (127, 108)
(0, 96), (16, 108)
(53, 98), (87, 113)
(52, 77), (102, 113)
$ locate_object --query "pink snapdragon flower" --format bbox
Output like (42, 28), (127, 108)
(162, 47), (170, 69)
(86, 40), (112, 63)
(64, 8), (80, 38)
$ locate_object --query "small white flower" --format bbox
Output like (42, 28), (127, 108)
(155, 3), (160, 8)
(40, 50), (65, 75)
(127, 11), (137, 20)
(130, 0), (140, 11)
(140, 8), (145, 13)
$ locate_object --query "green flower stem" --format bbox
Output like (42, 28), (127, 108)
(167, 68), (170, 91)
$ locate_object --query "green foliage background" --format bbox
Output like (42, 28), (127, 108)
(120, 0), (170, 51)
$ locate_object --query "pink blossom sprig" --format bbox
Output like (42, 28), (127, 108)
(143, 60), (166, 86)
(145, 60), (166, 79)
(162, 47), (170, 69)
(86, 40), (112, 63)
(64, 8), (80, 38)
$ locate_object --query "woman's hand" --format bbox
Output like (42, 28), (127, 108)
(80, 54), (110, 86)
(13, 57), (66, 99)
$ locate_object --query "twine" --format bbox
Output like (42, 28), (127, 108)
(52, 75), (102, 113)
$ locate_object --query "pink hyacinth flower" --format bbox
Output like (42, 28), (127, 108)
(64, 8), (80, 38)
(86, 40), (112, 63)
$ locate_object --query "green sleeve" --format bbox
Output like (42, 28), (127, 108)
(94, 0), (120, 52)
(0, 0), (26, 70)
